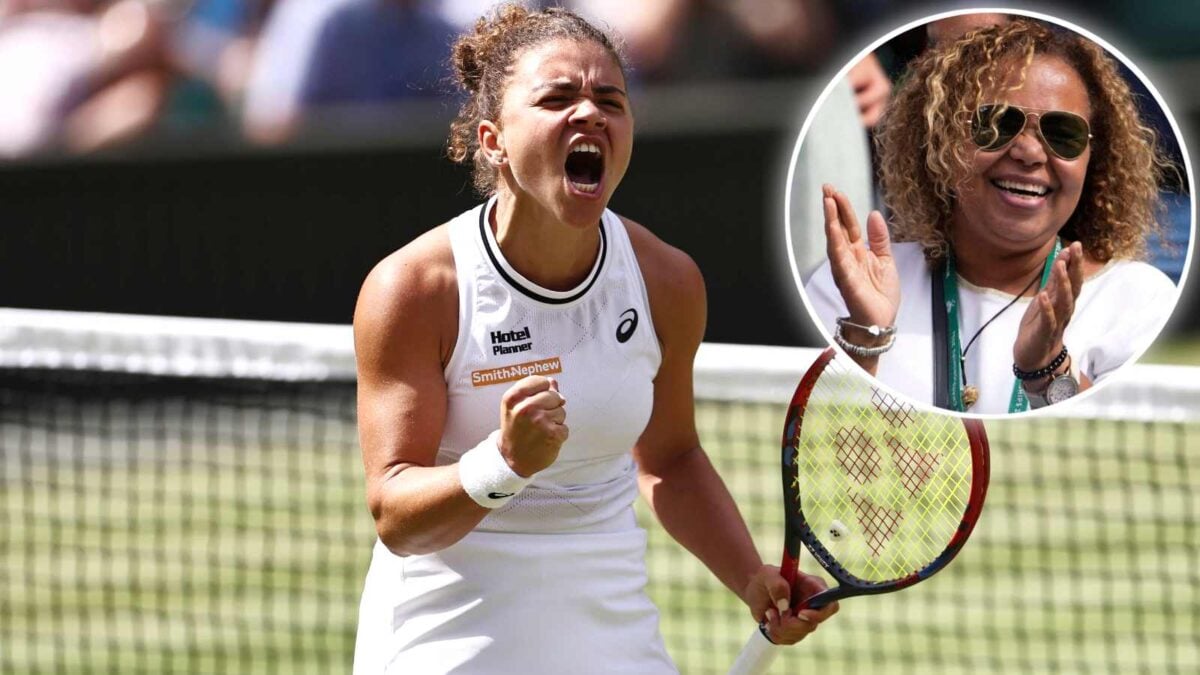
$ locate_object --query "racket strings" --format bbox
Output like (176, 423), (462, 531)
(793, 362), (973, 583)
(834, 425), (882, 484)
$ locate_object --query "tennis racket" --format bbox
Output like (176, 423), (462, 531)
(729, 348), (990, 674)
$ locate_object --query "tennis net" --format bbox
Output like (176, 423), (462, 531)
(2, 308), (1196, 674)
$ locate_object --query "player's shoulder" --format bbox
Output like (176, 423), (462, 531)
(618, 214), (706, 348)
(619, 215), (705, 300)
(354, 223), (458, 349)
(361, 224), (456, 304)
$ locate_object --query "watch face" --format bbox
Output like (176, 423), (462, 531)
(1046, 374), (1079, 404)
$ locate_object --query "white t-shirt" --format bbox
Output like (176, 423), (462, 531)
(804, 242), (1179, 414)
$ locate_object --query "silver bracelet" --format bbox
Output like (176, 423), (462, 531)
(833, 317), (896, 357)
(835, 316), (895, 338)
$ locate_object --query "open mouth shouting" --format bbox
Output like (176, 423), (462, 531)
(565, 139), (604, 195)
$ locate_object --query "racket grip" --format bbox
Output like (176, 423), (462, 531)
(727, 625), (783, 675)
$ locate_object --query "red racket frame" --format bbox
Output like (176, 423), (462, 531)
(778, 348), (990, 610)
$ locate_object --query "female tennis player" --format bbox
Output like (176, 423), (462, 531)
(805, 19), (1180, 414)
(351, 6), (837, 673)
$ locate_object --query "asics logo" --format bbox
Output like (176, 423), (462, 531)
(616, 308), (638, 343)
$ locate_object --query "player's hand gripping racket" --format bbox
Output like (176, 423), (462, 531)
(728, 348), (989, 674)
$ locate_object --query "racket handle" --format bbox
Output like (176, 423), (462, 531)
(727, 625), (783, 675)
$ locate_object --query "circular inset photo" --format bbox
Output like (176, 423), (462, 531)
(786, 9), (1193, 417)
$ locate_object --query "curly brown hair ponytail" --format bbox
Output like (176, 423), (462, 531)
(447, 4), (625, 196)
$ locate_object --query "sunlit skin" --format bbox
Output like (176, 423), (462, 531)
(354, 18), (839, 663)
(469, 40), (836, 641)
(467, 39), (835, 642)
(478, 39), (633, 291)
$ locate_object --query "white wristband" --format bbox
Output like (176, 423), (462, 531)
(458, 431), (534, 509)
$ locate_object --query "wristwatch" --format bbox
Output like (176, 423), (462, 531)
(1025, 355), (1079, 408)
(1044, 372), (1079, 404)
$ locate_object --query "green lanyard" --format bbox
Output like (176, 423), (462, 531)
(942, 239), (1061, 412)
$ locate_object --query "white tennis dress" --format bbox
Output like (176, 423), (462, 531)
(353, 198), (678, 674)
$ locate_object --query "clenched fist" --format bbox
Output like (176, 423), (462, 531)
(498, 376), (568, 477)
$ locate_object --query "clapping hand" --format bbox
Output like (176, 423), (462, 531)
(1013, 241), (1085, 377)
(822, 184), (901, 370)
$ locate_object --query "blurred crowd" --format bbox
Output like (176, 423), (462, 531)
(0, 0), (1194, 158)
(0, 0), (849, 155)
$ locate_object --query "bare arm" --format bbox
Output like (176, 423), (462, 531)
(627, 220), (836, 643)
(355, 228), (488, 556)
(356, 227), (568, 556)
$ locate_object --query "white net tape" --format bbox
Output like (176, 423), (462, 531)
(3, 307), (1197, 421)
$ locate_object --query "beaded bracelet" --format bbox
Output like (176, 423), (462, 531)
(1012, 346), (1069, 381)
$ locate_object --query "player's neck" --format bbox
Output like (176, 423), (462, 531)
(491, 193), (602, 292)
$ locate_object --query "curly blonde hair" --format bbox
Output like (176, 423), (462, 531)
(876, 19), (1174, 263)
(446, 4), (626, 195)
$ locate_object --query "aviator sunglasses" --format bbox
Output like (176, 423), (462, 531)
(971, 104), (1093, 160)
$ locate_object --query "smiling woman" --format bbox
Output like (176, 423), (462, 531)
(351, 4), (836, 674)
(803, 18), (1182, 415)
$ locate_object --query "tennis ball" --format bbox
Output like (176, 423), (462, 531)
(828, 520), (849, 540)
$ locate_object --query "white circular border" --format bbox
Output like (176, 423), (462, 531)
(783, 6), (1197, 420)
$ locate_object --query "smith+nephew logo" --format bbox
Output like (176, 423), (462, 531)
(471, 357), (563, 388)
